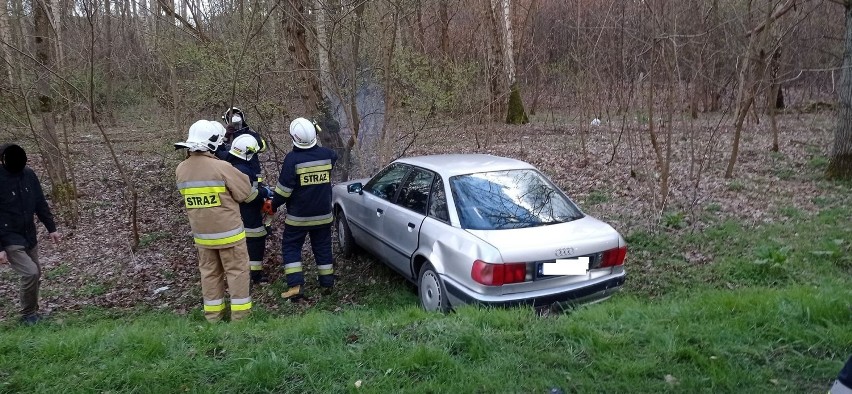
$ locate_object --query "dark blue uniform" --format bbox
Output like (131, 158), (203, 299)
(272, 145), (338, 289)
(216, 125), (267, 184)
(225, 155), (270, 284)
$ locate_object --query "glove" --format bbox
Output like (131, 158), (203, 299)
(262, 198), (275, 215)
(264, 185), (274, 198)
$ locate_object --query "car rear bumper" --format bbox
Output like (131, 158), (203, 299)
(443, 273), (626, 308)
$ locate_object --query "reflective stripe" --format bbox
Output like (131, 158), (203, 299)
(284, 262), (302, 274)
(275, 182), (292, 198)
(245, 226), (267, 237)
(178, 180), (227, 189)
(250, 260), (262, 270)
(194, 227), (245, 246)
(285, 213), (333, 227)
(231, 297), (252, 311)
(178, 181), (227, 195)
(295, 159), (333, 174)
(203, 298), (225, 312)
(317, 264), (334, 275)
(259, 138), (268, 152)
(244, 187), (258, 203)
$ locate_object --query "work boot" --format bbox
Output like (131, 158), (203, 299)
(321, 286), (334, 296)
(250, 270), (269, 285)
(281, 285), (303, 301)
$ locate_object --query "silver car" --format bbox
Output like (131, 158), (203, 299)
(332, 154), (626, 312)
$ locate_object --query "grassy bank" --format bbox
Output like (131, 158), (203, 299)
(1, 184), (850, 393)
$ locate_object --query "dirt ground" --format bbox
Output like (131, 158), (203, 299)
(0, 108), (843, 319)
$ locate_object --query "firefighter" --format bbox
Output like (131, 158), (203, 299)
(216, 107), (268, 185)
(271, 117), (338, 300)
(175, 120), (256, 322)
(225, 134), (272, 285)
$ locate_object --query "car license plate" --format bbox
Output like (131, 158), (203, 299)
(540, 257), (589, 276)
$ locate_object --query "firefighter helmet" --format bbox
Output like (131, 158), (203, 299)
(289, 117), (317, 149)
(229, 134), (260, 161)
(174, 120), (224, 152)
(222, 107), (245, 124)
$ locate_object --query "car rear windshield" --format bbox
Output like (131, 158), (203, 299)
(450, 169), (583, 230)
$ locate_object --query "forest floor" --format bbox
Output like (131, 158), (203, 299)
(0, 107), (848, 319)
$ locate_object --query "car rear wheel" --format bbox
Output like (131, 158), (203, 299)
(418, 262), (449, 313)
(335, 210), (356, 258)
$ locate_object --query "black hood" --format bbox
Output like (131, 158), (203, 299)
(0, 143), (27, 174)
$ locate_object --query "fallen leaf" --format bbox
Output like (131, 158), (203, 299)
(354, 380), (362, 388)
(665, 374), (678, 385)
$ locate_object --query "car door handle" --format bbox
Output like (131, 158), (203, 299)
(376, 208), (384, 216)
(407, 223), (416, 232)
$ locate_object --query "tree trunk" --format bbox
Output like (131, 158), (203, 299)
(827, 3), (852, 180)
(497, 0), (527, 124)
(284, 0), (344, 155)
(104, 0), (115, 124)
(33, 0), (72, 201)
(0, 0), (14, 86)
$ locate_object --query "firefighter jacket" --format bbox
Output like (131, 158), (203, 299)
(176, 151), (256, 249)
(226, 155), (270, 239)
(272, 145), (338, 228)
(215, 126), (267, 183)
(0, 145), (56, 249)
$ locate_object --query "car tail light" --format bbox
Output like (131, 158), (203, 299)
(601, 246), (627, 268)
(471, 260), (528, 286)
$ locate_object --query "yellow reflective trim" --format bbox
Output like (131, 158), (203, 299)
(300, 171), (330, 186)
(284, 217), (333, 227)
(250, 265), (262, 271)
(244, 188), (259, 203)
(194, 231), (246, 246)
(295, 164), (332, 174)
(184, 194), (222, 209)
(284, 267), (302, 274)
(179, 186), (227, 195)
(275, 187), (292, 198)
(204, 304), (226, 312)
(318, 268), (334, 275)
(231, 302), (252, 311)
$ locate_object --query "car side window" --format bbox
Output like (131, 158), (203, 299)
(427, 176), (449, 223)
(364, 163), (410, 202)
(397, 169), (435, 215)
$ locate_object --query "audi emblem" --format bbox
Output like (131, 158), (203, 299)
(555, 247), (575, 258)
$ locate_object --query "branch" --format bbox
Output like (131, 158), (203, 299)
(746, 0), (798, 37)
(157, 0), (208, 42)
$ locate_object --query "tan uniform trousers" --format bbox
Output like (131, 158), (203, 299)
(4, 245), (40, 318)
(198, 241), (251, 322)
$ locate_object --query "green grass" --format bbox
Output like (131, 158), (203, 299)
(0, 285), (848, 393)
(0, 184), (849, 393)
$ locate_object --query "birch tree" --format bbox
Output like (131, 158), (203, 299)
(496, 0), (528, 124)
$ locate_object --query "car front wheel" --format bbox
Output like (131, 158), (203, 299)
(418, 262), (449, 313)
(335, 210), (356, 258)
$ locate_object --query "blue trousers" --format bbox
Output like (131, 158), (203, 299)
(281, 225), (334, 288)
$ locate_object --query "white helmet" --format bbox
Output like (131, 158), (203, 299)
(174, 120), (224, 152)
(229, 134), (259, 161)
(290, 117), (317, 149)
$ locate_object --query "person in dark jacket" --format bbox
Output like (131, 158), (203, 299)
(272, 117), (337, 301)
(831, 355), (852, 394)
(216, 107), (268, 185)
(225, 134), (272, 285)
(0, 143), (61, 325)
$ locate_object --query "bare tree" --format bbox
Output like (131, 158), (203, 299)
(827, 0), (852, 180)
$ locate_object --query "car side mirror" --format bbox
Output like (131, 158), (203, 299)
(347, 182), (363, 195)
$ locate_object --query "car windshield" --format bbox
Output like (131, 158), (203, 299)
(450, 169), (583, 230)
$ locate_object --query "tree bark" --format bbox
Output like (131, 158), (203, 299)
(495, 0), (527, 124)
(0, 0), (14, 86)
(33, 0), (72, 201)
(827, 3), (852, 180)
(104, 0), (115, 124)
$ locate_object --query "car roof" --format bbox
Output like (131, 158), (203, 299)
(396, 154), (535, 177)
